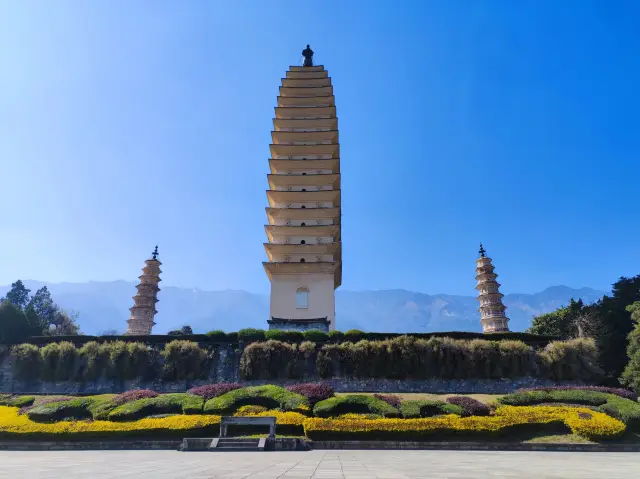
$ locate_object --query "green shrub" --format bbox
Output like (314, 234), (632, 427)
(40, 341), (79, 381)
(78, 341), (110, 381)
(109, 393), (204, 421)
(0, 394), (35, 408)
(238, 328), (266, 342)
(27, 395), (117, 422)
(10, 343), (41, 380)
(344, 330), (365, 342)
(240, 340), (314, 380)
(328, 330), (344, 342)
(203, 385), (309, 414)
(303, 330), (329, 342)
(225, 332), (238, 342)
(313, 394), (400, 418)
(399, 400), (463, 418)
(537, 338), (602, 382)
(265, 330), (304, 342)
(205, 330), (228, 341)
(161, 340), (208, 380)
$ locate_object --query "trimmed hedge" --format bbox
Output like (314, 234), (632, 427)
(10, 344), (40, 380)
(237, 328), (265, 342)
(286, 383), (334, 406)
(240, 340), (315, 380)
(108, 393), (204, 421)
(399, 400), (463, 418)
(0, 394), (35, 408)
(517, 385), (636, 401)
(113, 390), (158, 405)
(239, 336), (600, 381)
(446, 396), (490, 417)
(188, 383), (242, 401)
(303, 330), (329, 342)
(27, 395), (117, 422)
(161, 340), (208, 380)
(203, 385), (309, 415)
(22, 330), (558, 346)
(498, 390), (640, 429)
(265, 330), (304, 342)
(313, 395), (400, 418)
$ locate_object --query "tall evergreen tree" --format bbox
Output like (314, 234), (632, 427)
(621, 302), (640, 391)
(2, 280), (31, 310)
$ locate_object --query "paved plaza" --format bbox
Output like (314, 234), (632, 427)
(0, 449), (639, 478)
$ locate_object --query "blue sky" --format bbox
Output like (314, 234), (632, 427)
(0, 1), (638, 296)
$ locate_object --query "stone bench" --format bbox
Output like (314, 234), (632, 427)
(219, 416), (277, 438)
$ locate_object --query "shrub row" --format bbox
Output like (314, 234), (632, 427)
(240, 336), (601, 381)
(10, 340), (210, 382)
(25, 330), (558, 347)
(516, 385), (636, 401)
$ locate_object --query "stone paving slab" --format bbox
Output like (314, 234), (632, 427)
(0, 449), (639, 478)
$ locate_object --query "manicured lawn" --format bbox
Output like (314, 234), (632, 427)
(336, 393), (503, 404)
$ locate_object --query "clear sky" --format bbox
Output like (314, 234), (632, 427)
(1, 1), (638, 296)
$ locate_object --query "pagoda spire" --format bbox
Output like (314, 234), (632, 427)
(125, 246), (162, 335)
(474, 244), (510, 333)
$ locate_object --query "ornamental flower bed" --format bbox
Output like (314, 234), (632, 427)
(303, 406), (625, 441)
(0, 402), (627, 442)
(0, 405), (221, 439)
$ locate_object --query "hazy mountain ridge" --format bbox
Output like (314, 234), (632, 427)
(0, 281), (606, 335)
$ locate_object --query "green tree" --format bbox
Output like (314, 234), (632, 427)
(27, 286), (58, 327)
(2, 280), (31, 310)
(527, 298), (599, 338)
(0, 301), (32, 343)
(596, 275), (640, 382)
(44, 310), (81, 336)
(621, 302), (640, 391)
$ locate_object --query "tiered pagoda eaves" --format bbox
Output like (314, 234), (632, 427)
(263, 45), (342, 332)
(475, 243), (510, 333)
(125, 246), (162, 335)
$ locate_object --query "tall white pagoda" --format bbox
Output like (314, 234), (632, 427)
(475, 243), (510, 333)
(125, 246), (162, 335)
(263, 46), (342, 332)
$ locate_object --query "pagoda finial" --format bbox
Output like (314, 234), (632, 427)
(479, 243), (486, 258)
(152, 245), (159, 260)
(302, 44), (314, 67)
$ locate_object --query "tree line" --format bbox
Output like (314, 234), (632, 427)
(527, 274), (640, 388)
(0, 280), (80, 343)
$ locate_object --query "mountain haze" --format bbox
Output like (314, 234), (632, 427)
(0, 281), (606, 335)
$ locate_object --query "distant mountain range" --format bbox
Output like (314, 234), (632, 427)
(0, 281), (607, 335)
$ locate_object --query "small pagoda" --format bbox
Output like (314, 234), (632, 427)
(475, 243), (510, 333)
(125, 246), (162, 335)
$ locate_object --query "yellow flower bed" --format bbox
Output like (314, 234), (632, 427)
(0, 404), (625, 441)
(303, 406), (625, 441)
(234, 407), (307, 426)
(0, 406), (220, 437)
